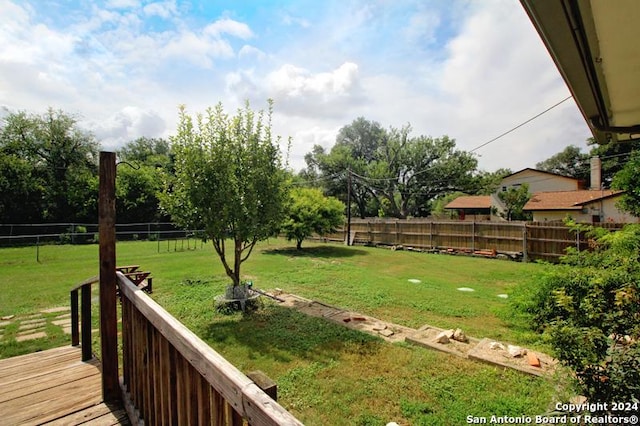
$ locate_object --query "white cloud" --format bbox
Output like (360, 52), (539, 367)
(281, 13), (310, 28)
(238, 44), (266, 60)
(267, 62), (359, 98)
(403, 10), (440, 45)
(143, 1), (177, 19)
(105, 0), (140, 9)
(90, 107), (167, 150)
(204, 18), (253, 39)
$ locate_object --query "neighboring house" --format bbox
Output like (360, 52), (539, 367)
(446, 159), (635, 223)
(523, 190), (639, 223)
(491, 168), (582, 220)
(443, 195), (491, 221)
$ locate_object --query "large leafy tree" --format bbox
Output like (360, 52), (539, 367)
(370, 132), (477, 217)
(303, 118), (387, 218)
(116, 137), (173, 223)
(282, 187), (344, 249)
(535, 145), (590, 180)
(303, 118), (479, 218)
(160, 101), (288, 286)
(0, 109), (99, 222)
(0, 152), (43, 223)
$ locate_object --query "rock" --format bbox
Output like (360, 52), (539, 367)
(489, 341), (506, 351)
(507, 345), (525, 357)
(453, 328), (468, 343)
(379, 329), (395, 337)
(372, 323), (387, 331)
(435, 331), (451, 344)
(527, 352), (541, 367)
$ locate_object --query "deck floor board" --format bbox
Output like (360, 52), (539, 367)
(0, 346), (130, 426)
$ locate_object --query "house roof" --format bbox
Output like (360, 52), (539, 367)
(502, 168), (578, 182)
(444, 195), (492, 210)
(523, 190), (623, 211)
(520, 0), (640, 144)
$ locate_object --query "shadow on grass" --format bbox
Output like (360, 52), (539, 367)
(261, 245), (368, 259)
(202, 304), (382, 364)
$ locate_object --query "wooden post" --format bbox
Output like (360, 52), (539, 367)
(71, 290), (79, 346)
(247, 370), (278, 401)
(99, 151), (120, 401)
(81, 284), (92, 361)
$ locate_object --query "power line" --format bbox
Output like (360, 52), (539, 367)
(469, 96), (573, 153)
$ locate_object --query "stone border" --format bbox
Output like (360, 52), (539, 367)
(270, 290), (556, 377)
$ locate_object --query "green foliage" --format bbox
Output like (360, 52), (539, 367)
(116, 164), (165, 223)
(612, 150), (640, 217)
(160, 101), (289, 286)
(0, 108), (99, 222)
(515, 224), (640, 403)
(536, 145), (590, 180)
(498, 183), (531, 221)
(282, 187), (345, 249)
(304, 117), (479, 218)
(588, 137), (640, 187)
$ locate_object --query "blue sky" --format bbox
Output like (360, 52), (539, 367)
(0, 0), (592, 172)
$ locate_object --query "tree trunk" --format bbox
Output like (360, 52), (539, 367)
(296, 239), (303, 250)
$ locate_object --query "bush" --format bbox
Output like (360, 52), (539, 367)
(515, 224), (640, 405)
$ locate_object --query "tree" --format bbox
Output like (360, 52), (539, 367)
(282, 187), (344, 249)
(366, 131), (478, 217)
(536, 145), (590, 180)
(0, 109), (99, 222)
(303, 118), (479, 218)
(118, 137), (172, 169)
(116, 137), (173, 223)
(0, 152), (43, 223)
(588, 137), (640, 187)
(160, 101), (288, 286)
(116, 164), (164, 223)
(612, 150), (640, 217)
(303, 118), (387, 218)
(498, 183), (531, 221)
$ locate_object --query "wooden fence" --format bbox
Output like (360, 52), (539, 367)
(323, 219), (625, 262)
(117, 272), (303, 425)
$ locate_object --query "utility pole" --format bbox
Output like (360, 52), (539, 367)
(346, 168), (352, 246)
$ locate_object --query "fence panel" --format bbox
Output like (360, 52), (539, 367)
(321, 219), (628, 262)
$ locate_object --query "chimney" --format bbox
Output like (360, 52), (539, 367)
(590, 156), (602, 190)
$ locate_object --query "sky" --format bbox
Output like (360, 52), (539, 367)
(0, 0), (594, 173)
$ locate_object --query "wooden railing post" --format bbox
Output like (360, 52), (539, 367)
(99, 151), (120, 402)
(71, 290), (79, 347)
(81, 284), (92, 361)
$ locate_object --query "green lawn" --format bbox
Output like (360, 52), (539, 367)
(0, 239), (567, 425)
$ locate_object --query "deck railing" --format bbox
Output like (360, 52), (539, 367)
(70, 276), (99, 361)
(117, 272), (303, 425)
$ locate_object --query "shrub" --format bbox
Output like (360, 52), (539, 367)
(516, 223), (640, 405)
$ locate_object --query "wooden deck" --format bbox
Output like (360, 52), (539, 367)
(0, 346), (130, 425)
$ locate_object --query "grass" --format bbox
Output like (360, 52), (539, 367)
(0, 238), (567, 425)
